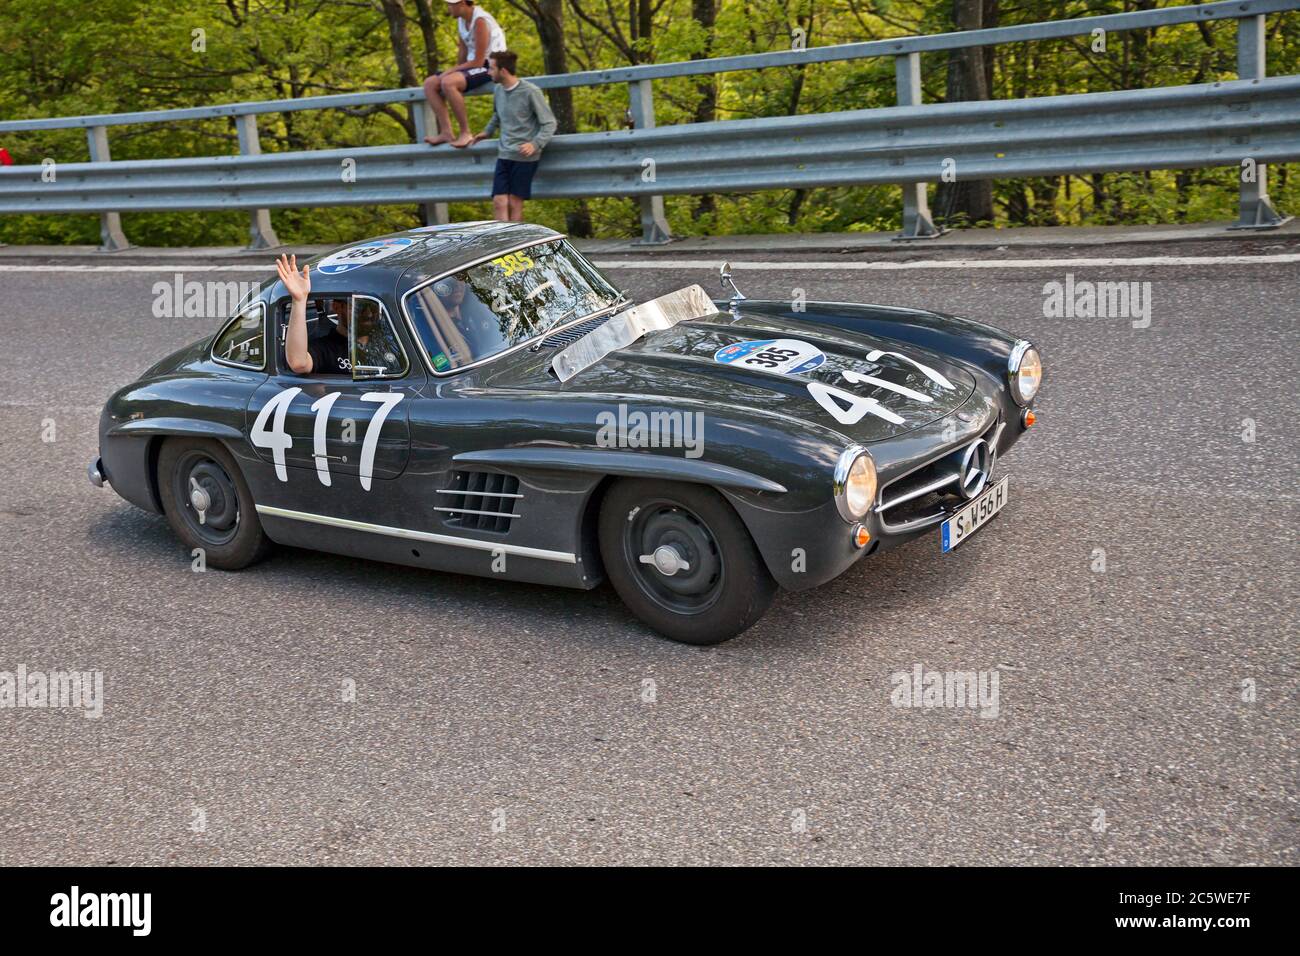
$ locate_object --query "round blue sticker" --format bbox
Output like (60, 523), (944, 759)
(714, 338), (827, 376)
(315, 237), (415, 275)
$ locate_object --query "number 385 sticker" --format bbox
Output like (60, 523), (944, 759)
(714, 338), (826, 376)
(250, 388), (403, 491)
(314, 237), (415, 275)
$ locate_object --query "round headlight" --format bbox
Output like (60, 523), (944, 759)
(834, 446), (877, 522)
(1009, 342), (1042, 405)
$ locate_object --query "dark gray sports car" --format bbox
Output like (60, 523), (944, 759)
(91, 221), (1043, 643)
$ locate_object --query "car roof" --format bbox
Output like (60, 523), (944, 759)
(271, 221), (566, 303)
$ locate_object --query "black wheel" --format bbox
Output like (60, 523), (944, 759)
(157, 438), (271, 570)
(598, 479), (776, 645)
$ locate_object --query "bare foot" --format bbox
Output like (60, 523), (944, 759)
(450, 132), (475, 148)
(423, 133), (451, 146)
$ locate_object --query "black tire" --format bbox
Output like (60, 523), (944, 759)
(598, 479), (776, 645)
(157, 437), (271, 570)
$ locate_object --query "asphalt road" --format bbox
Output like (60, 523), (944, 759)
(0, 240), (1296, 865)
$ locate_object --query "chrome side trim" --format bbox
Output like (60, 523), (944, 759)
(254, 504), (576, 564)
(434, 507), (522, 519)
(436, 489), (524, 499)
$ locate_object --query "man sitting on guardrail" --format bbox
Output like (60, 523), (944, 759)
(469, 50), (557, 223)
(422, 0), (507, 148)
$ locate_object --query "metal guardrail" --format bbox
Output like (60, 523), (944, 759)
(0, 0), (1296, 247)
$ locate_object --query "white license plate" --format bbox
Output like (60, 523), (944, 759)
(941, 476), (1010, 553)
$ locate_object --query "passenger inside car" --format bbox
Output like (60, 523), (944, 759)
(277, 254), (353, 375)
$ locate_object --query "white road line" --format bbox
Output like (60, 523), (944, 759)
(0, 264), (271, 272)
(0, 253), (1296, 274)
(591, 254), (1300, 271)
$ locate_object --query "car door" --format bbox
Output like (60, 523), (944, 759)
(244, 294), (423, 510)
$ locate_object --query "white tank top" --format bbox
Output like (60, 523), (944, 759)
(459, 8), (507, 64)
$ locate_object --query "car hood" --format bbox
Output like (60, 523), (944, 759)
(535, 307), (977, 444)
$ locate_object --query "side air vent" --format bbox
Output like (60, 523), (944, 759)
(435, 471), (522, 533)
(533, 314), (613, 350)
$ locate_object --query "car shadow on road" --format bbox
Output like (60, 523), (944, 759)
(84, 505), (647, 643)
(83, 503), (996, 656)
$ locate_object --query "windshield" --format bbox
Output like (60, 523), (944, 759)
(404, 239), (623, 372)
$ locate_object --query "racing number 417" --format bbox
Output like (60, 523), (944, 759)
(250, 387), (404, 490)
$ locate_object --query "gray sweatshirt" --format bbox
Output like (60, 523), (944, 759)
(482, 79), (557, 163)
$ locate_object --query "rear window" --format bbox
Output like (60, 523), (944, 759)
(211, 302), (265, 369)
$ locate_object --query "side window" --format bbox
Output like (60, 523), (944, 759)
(211, 302), (266, 370)
(276, 297), (350, 377)
(351, 296), (409, 380)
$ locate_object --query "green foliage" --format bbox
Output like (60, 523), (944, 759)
(1, 0), (1295, 245)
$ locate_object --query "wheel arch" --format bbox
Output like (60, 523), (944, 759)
(105, 419), (247, 515)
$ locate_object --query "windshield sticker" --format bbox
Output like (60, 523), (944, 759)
(491, 253), (536, 277)
(315, 237), (415, 275)
(714, 338), (826, 376)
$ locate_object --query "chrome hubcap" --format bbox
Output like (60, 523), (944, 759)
(640, 544), (692, 577)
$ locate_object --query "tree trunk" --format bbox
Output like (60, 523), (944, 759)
(412, 0), (440, 75)
(691, 0), (718, 220)
(535, 0), (576, 135)
(518, 0), (591, 235)
(935, 0), (994, 225)
(784, 5), (813, 226)
(637, 0), (653, 61)
(378, 0), (419, 138)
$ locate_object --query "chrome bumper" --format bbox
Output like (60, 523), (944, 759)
(87, 457), (106, 488)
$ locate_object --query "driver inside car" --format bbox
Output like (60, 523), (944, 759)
(277, 253), (353, 375)
(435, 276), (509, 358)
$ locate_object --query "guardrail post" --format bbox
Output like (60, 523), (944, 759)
(411, 100), (451, 226)
(1231, 14), (1292, 230)
(627, 79), (672, 244)
(235, 115), (281, 248)
(84, 126), (130, 251)
(893, 53), (943, 240)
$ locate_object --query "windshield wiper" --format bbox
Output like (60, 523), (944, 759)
(529, 293), (633, 351)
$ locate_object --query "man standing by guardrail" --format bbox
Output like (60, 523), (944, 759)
(422, 0), (507, 148)
(470, 50), (557, 223)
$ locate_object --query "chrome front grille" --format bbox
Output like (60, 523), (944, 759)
(435, 471), (522, 533)
(876, 419), (1004, 533)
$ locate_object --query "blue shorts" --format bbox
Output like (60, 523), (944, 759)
(492, 158), (540, 199)
(436, 65), (492, 91)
